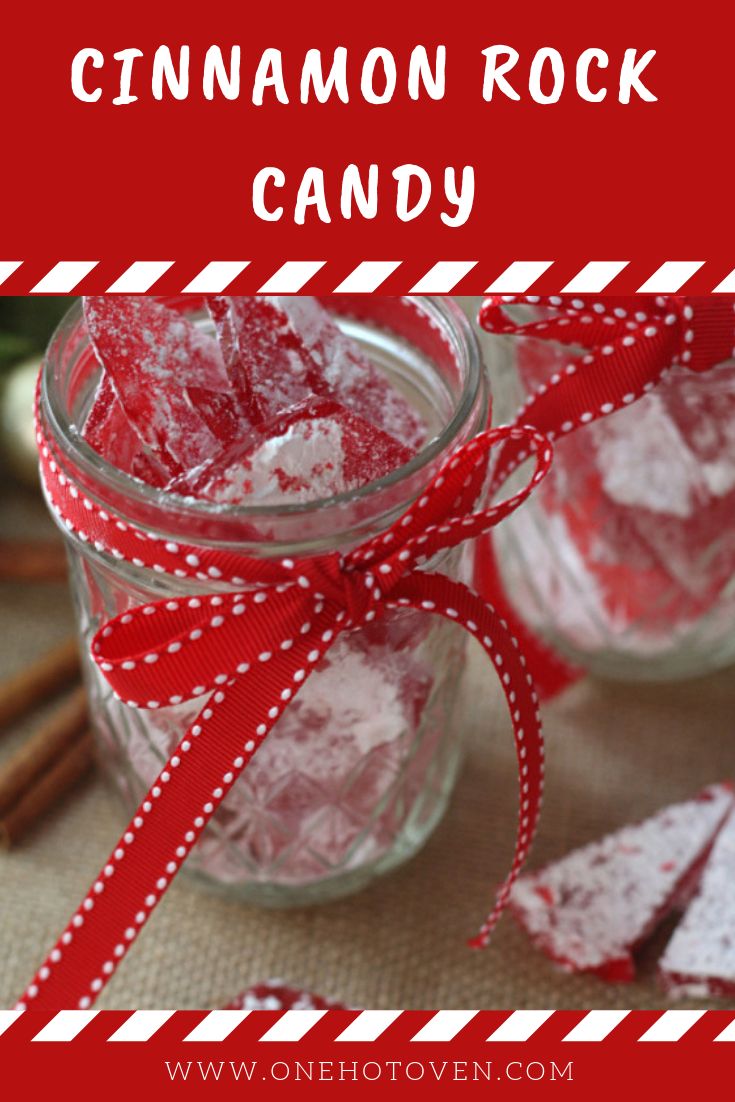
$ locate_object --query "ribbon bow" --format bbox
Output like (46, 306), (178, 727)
(23, 413), (553, 1010)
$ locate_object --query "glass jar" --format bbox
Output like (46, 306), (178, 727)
(39, 296), (489, 905)
(486, 321), (735, 680)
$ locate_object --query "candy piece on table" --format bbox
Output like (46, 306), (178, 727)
(208, 296), (426, 447)
(224, 981), (347, 1011)
(659, 807), (735, 1000)
(170, 396), (414, 506)
(509, 784), (735, 982)
(82, 375), (170, 488)
(83, 296), (247, 478)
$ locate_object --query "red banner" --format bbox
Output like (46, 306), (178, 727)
(2, 1009), (735, 1099)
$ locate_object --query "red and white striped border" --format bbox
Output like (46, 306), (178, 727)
(1, 1009), (734, 1043)
(3, 260), (735, 295)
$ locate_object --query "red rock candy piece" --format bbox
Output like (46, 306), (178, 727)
(510, 784), (734, 982)
(206, 295), (262, 424)
(170, 396), (414, 506)
(660, 807), (735, 1000)
(83, 296), (247, 478)
(209, 296), (426, 448)
(224, 981), (346, 1011)
(82, 374), (169, 487)
(183, 386), (250, 451)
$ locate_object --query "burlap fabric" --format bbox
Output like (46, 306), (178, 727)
(1, 489), (733, 1011)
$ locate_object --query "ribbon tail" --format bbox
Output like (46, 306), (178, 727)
(474, 532), (583, 701)
(17, 617), (341, 1011)
(392, 572), (544, 948)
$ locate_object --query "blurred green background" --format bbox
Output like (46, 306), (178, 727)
(0, 298), (74, 488)
(0, 298), (71, 372)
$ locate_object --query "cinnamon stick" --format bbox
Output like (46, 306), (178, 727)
(0, 732), (94, 848)
(0, 540), (68, 582)
(0, 686), (88, 815)
(0, 638), (80, 732)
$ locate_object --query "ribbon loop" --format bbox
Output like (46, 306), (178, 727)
(478, 294), (735, 495)
(95, 576), (349, 710)
(480, 294), (735, 378)
(672, 297), (735, 373)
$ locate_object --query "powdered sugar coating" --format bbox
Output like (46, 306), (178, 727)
(83, 297), (246, 477)
(212, 295), (427, 449)
(84, 296), (424, 502)
(660, 808), (735, 999)
(170, 396), (413, 506)
(505, 331), (735, 666)
(225, 980), (345, 1011)
(82, 374), (169, 488)
(510, 784), (734, 979)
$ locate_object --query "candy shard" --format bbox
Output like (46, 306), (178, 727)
(209, 295), (426, 448)
(509, 784), (735, 981)
(82, 374), (169, 487)
(170, 396), (414, 506)
(83, 296), (242, 477)
(206, 295), (262, 424)
(659, 807), (735, 1000)
(224, 981), (346, 1011)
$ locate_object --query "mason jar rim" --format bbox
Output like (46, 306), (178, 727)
(41, 297), (487, 546)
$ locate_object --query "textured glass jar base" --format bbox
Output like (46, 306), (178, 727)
(88, 634), (465, 907)
(74, 537), (469, 906)
(172, 751), (460, 908)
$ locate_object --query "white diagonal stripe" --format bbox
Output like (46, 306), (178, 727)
(259, 1010), (328, 1041)
(107, 1010), (175, 1042)
(0, 261), (23, 285)
(0, 1010), (24, 1037)
(258, 261), (326, 293)
(31, 261), (99, 293)
(487, 1010), (554, 1042)
(562, 261), (629, 294)
(563, 1011), (630, 1042)
(182, 261), (250, 293)
(334, 261), (402, 292)
(336, 1011), (402, 1041)
(638, 1010), (706, 1042)
(32, 1011), (98, 1041)
(714, 1016), (735, 1041)
(485, 261), (554, 293)
(636, 261), (704, 293)
(412, 1011), (478, 1041)
(183, 1011), (251, 1042)
(410, 261), (478, 293)
(712, 269), (735, 293)
(106, 261), (174, 293)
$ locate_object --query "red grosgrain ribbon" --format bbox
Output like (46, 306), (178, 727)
(20, 413), (553, 1010)
(480, 294), (735, 486)
(476, 293), (735, 697)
